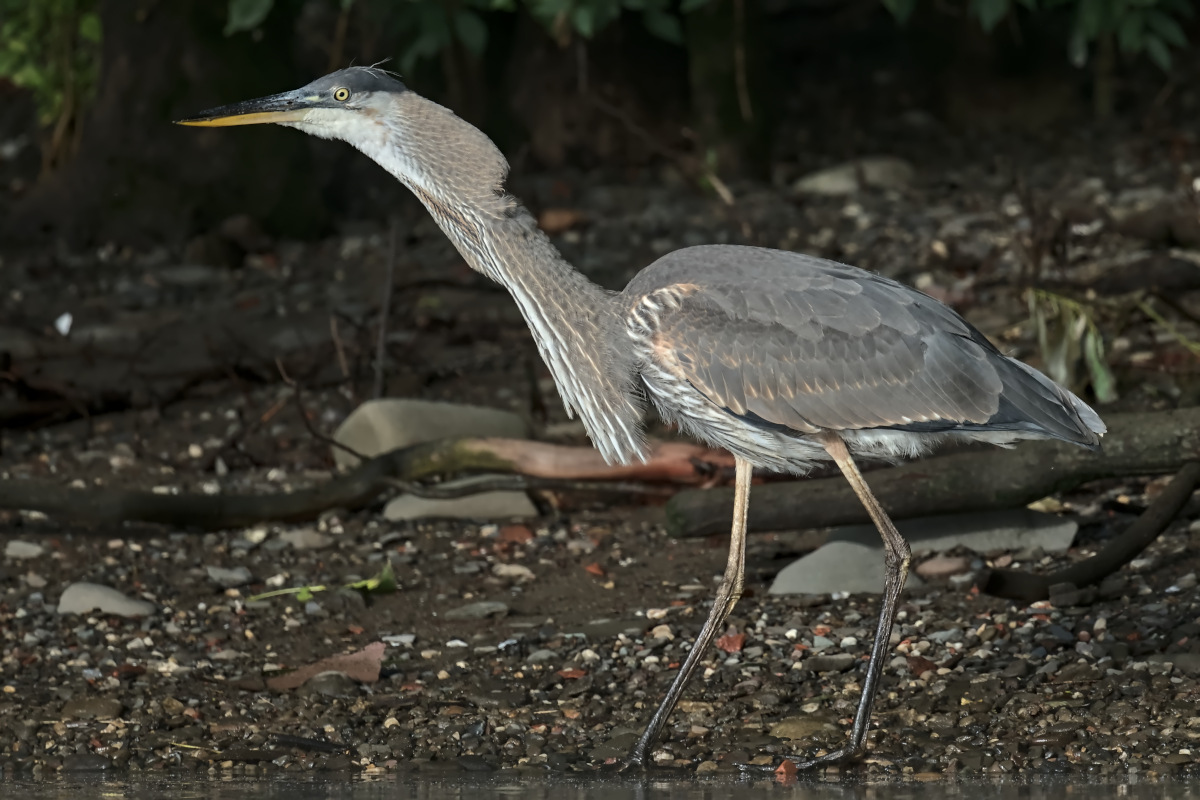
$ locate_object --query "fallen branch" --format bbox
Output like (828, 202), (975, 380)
(984, 461), (1200, 602)
(664, 408), (1200, 539)
(0, 438), (734, 532)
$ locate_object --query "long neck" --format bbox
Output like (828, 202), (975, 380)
(411, 186), (649, 465)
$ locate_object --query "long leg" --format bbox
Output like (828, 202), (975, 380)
(628, 455), (754, 767)
(789, 432), (911, 769)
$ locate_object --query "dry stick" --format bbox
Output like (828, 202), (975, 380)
(664, 408), (1200, 539)
(985, 461), (1200, 602)
(0, 438), (733, 532)
(374, 222), (398, 400)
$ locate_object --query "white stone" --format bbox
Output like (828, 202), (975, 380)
(5, 541), (44, 560)
(793, 156), (915, 196)
(58, 582), (155, 618)
(331, 398), (530, 469)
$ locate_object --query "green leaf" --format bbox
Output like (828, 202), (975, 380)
(1117, 12), (1145, 53)
(454, 9), (488, 55)
(643, 9), (683, 44)
(1075, 0), (1103, 37)
(78, 12), (101, 44)
(225, 0), (274, 36)
(1083, 328), (1118, 404)
(572, 6), (595, 38)
(346, 562), (398, 596)
(1146, 10), (1186, 47)
(972, 0), (1011, 32)
(881, 0), (918, 23)
(1145, 34), (1172, 70)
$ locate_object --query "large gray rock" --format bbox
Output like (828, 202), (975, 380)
(58, 582), (155, 617)
(793, 156), (915, 196)
(331, 398), (530, 469)
(768, 509), (1077, 596)
(337, 399), (536, 522)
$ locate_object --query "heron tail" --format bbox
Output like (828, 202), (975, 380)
(992, 358), (1107, 449)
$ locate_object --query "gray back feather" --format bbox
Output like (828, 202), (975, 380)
(624, 245), (1104, 446)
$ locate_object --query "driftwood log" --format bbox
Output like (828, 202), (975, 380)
(0, 438), (733, 532)
(665, 408), (1200, 539)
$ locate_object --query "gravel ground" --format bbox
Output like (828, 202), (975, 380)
(3, 110), (1200, 782)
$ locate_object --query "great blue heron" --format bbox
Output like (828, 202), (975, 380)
(179, 67), (1105, 770)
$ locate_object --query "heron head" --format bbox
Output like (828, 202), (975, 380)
(177, 66), (508, 203)
(176, 66), (407, 139)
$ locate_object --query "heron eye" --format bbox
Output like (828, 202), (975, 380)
(333, 87), (351, 102)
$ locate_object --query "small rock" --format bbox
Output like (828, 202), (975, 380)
(804, 653), (857, 672)
(493, 563), (536, 582)
(61, 696), (123, 720)
(444, 601), (509, 620)
(61, 754), (112, 772)
(1002, 660), (1031, 678)
(527, 649), (557, 664)
(4, 541), (44, 560)
(58, 583), (155, 618)
(915, 555), (971, 579)
(927, 628), (963, 644)
(793, 156), (915, 196)
(1148, 653), (1200, 674)
(300, 671), (360, 698)
(206, 565), (253, 588)
(769, 715), (840, 740)
(279, 528), (334, 550)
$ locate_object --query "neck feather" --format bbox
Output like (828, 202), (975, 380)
(410, 184), (648, 465)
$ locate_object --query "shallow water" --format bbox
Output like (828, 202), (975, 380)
(5, 775), (1200, 800)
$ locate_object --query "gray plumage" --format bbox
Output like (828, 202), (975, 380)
(179, 68), (1106, 771)
(624, 245), (1103, 474)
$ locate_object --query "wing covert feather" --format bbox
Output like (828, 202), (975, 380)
(628, 252), (1005, 434)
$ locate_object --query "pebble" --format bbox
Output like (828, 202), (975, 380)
(804, 653), (857, 672)
(4, 540), (44, 560)
(61, 696), (123, 720)
(526, 649), (557, 664)
(279, 528), (335, 550)
(493, 563), (536, 582)
(444, 601), (509, 620)
(915, 554), (971, 579)
(57, 582), (155, 617)
(206, 565), (253, 588)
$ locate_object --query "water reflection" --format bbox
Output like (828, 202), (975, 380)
(4, 775), (1200, 800)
